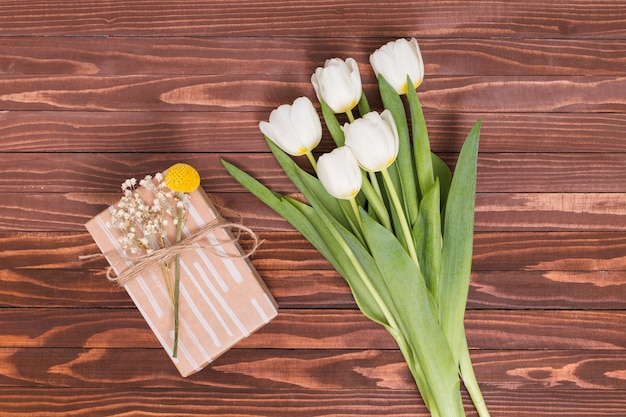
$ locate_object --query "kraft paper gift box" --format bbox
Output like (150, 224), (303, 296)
(85, 184), (278, 377)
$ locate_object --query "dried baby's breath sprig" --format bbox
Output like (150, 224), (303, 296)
(108, 174), (171, 256)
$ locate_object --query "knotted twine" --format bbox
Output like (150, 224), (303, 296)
(82, 218), (261, 287)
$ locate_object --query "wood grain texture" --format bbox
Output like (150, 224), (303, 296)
(3, 153), (626, 194)
(3, 37), (626, 77)
(1, 1), (626, 38)
(1, 308), (625, 351)
(0, 388), (624, 417)
(4, 191), (626, 233)
(2, 75), (626, 112)
(3, 112), (626, 153)
(1, 0), (625, 415)
(4, 230), (626, 272)
(0, 347), (623, 391)
(3, 267), (626, 311)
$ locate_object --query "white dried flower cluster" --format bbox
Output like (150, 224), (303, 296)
(108, 173), (185, 256)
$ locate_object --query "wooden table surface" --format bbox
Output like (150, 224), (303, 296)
(2, 1), (626, 416)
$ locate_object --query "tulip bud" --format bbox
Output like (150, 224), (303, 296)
(343, 110), (399, 172)
(370, 38), (424, 94)
(317, 146), (362, 200)
(259, 96), (322, 156)
(311, 58), (362, 114)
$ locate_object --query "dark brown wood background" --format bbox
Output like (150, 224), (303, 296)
(1, 1), (626, 415)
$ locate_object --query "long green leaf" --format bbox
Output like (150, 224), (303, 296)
(360, 210), (465, 417)
(264, 137), (353, 231)
(407, 77), (434, 198)
(284, 196), (389, 326)
(357, 90), (371, 116)
(221, 159), (329, 258)
(432, 152), (452, 216)
(438, 119), (481, 365)
(320, 98), (345, 146)
(413, 178), (442, 300)
(222, 158), (388, 326)
(378, 74), (418, 224)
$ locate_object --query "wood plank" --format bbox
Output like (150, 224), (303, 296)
(0, 347), (623, 391)
(0, 387), (436, 417)
(477, 154), (626, 193)
(0, 268), (131, 308)
(0, 111), (271, 153)
(2, 75), (626, 112)
(0, 387), (624, 417)
(475, 193), (626, 231)
(3, 37), (626, 77)
(3, 112), (626, 153)
(1, 308), (625, 351)
(4, 190), (626, 232)
(473, 231), (626, 271)
(3, 230), (626, 272)
(3, 268), (626, 310)
(0, 268), (358, 310)
(1, 1), (625, 38)
(0, 387), (623, 417)
(4, 153), (626, 194)
(469, 270), (626, 310)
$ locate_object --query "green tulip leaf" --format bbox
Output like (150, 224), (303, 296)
(360, 209), (465, 417)
(407, 77), (435, 198)
(284, 196), (389, 326)
(264, 137), (354, 231)
(413, 178), (442, 300)
(221, 159), (331, 262)
(357, 90), (371, 116)
(432, 152), (452, 217)
(320, 98), (345, 147)
(438, 119), (481, 365)
(222, 158), (388, 326)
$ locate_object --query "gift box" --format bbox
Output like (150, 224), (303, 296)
(85, 183), (278, 377)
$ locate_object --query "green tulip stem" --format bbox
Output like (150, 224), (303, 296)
(387, 327), (440, 417)
(324, 214), (402, 339)
(305, 151), (317, 172)
(349, 197), (363, 231)
(460, 334), (491, 417)
(346, 109), (355, 123)
(360, 171), (392, 232)
(368, 171), (384, 204)
(381, 168), (420, 270)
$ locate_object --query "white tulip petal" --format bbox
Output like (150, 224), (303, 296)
(370, 38), (424, 94)
(344, 111), (400, 172)
(311, 57), (362, 113)
(317, 147), (362, 200)
(259, 97), (322, 156)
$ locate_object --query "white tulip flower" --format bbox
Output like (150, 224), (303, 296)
(343, 110), (399, 172)
(259, 96), (322, 156)
(370, 38), (424, 94)
(311, 57), (362, 114)
(317, 146), (362, 200)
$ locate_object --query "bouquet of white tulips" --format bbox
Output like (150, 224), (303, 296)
(223, 38), (489, 417)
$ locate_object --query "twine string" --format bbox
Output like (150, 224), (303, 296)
(81, 218), (261, 287)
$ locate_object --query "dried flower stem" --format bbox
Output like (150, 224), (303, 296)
(172, 192), (185, 358)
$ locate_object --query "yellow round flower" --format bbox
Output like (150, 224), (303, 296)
(164, 163), (201, 193)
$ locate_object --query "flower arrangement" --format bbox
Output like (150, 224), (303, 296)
(107, 163), (201, 358)
(223, 38), (489, 417)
